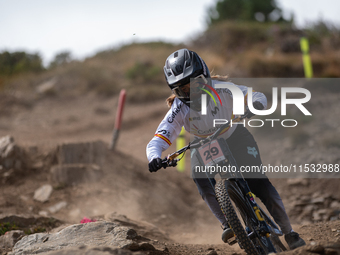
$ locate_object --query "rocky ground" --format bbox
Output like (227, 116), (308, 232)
(0, 83), (340, 254)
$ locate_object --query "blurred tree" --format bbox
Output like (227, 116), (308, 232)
(0, 51), (43, 76)
(49, 51), (72, 68)
(207, 0), (291, 26)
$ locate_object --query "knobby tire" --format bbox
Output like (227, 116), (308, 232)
(215, 179), (259, 255)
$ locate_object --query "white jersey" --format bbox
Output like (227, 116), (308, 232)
(146, 80), (267, 162)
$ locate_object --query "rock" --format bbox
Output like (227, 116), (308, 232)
(138, 242), (156, 251)
(48, 201), (67, 214)
(104, 212), (170, 242)
(36, 77), (57, 95)
(50, 164), (103, 186)
(39, 211), (49, 217)
(207, 250), (218, 255)
(330, 215), (340, 221)
(312, 211), (322, 221)
(33, 184), (53, 202)
(56, 141), (107, 166)
(10, 221), (156, 255)
(317, 209), (329, 215)
(0, 136), (25, 172)
(39, 246), (144, 255)
(19, 195), (29, 202)
(330, 201), (340, 209)
(0, 230), (25, 253)
(330, 209), (340, 220)
(299, 195), (311, 203)
(324, 248), (338, 255)
(287, 178), (309, 186)
(49, 141), (107, 186)
(312, 191), (322, 198)
(2, 168), (15, 183)
(113, 226), (138, 241)
(325, 243), (340, 255)
(0, 135), (15, 158)
(311, 197), (325, 204)
(301, 205), (315, 215)
(306, 244), (325, 253)
(292, 200), (309, 207)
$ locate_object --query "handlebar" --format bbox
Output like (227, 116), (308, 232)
(161, 114), (247, 168)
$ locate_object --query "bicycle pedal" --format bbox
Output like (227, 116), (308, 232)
(227, 236), (237, 246)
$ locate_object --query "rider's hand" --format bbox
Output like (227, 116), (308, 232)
(148, 158), (163, 172)
(245, 101), (264, 119)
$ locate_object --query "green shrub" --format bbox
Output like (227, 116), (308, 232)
(0, 222), (19, 235)
(0, 51), (44, 76)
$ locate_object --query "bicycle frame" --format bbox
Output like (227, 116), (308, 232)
(161, 115), (285, 253)
(195, 137), (274, 239)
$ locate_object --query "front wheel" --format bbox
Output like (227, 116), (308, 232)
(216, 179), (278, 254)
(215, 179), (259, 255)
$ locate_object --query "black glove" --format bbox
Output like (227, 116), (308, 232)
(148, 158), (163, 172)
(245, 101), (264, 118)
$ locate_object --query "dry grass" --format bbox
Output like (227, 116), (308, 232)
(246, 51), (304, 77)
(0, 42), (181, 104)
(1, 23), (339, 107)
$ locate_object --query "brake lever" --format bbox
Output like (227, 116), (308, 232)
(161, 155), (178, 169)
(160, 156), (168, 168)
(168, 159), (178, 167)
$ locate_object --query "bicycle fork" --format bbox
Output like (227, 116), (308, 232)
(239, 179), (272, 238)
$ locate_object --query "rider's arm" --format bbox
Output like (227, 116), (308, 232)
(236, 85), (267, 110)
(146, 99), (186, 162)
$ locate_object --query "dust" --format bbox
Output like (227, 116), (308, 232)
(1, 90), (340, 254)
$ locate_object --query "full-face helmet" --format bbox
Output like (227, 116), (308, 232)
(164, 49), (211, 111)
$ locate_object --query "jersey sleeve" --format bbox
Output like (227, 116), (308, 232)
(236, 84), (267, 110)
(146, 99), (186, 162)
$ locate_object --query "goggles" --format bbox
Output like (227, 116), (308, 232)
(172, 74), (208, 99)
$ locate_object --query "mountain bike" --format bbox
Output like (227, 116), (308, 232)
(160, 115), (287, 255)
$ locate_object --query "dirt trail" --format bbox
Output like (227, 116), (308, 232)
(1, 92), (340, 254)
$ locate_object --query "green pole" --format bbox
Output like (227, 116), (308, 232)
(300, 37), (313, 78)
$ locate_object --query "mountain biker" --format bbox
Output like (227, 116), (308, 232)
(146, 48), (306, 250)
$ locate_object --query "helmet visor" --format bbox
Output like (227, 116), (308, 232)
(172, 74), (208, 100)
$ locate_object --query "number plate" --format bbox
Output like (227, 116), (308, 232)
(198, 139), (226, 166)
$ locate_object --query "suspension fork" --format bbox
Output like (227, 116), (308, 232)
(237, 178), (271, 237)
(219, 139), (272, 237)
